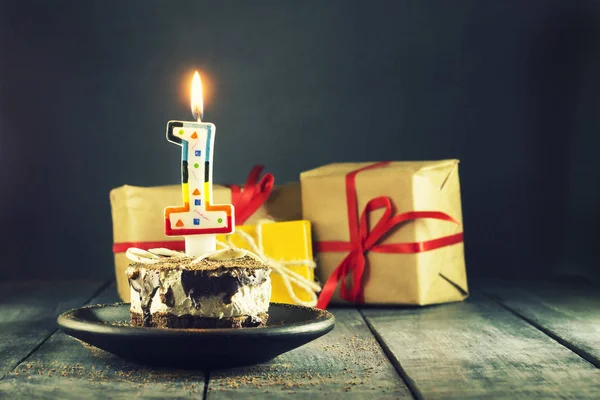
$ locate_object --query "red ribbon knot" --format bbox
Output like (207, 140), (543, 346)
(315, 161), (464, 309)
(230, 164), (274, 225)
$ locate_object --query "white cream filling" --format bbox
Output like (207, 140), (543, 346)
(130, 268), (271, 318)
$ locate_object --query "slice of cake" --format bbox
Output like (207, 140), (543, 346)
(126, 248), (271, 328)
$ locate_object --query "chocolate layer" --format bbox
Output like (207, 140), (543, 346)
(160, 286), (175, 307)
(130, 311), (268, 329)
(181, 267), (269, 306)
(127, 268), (160, 326)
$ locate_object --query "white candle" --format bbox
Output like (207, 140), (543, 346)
(164, 72), (234, 256)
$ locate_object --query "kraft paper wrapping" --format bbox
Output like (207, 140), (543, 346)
(110, 182), (302, 302)
(301, 160), (468, 306)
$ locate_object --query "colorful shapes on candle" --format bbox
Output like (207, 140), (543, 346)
(166, 121), (184, 145)
(165, 201), (190, 220)
(165, 121), (234, 236)
(164, 215), (233, 235)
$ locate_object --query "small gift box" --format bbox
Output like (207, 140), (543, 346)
(301, 160), (468, 308)
(217, 220), (319, 306)
(111, 166), (315, 303)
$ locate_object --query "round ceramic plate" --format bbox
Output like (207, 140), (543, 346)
(57, 302), (335, 369)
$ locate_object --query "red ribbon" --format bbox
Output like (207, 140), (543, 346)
(229, 165), (275, 225)
(112, 165), (274, 254)
(315, 161), (464, 310)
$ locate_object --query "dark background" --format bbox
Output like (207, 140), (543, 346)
(1, 0), (599, 282)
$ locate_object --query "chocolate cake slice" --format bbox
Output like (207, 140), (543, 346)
(126, 248), (271, 328)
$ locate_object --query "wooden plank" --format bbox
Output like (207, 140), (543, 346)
(207, 309), (411, 399)
(361, 292), (600, 399)
(0, 280), (108, 380)
(0, 282), (205, 399)
(478, 278), (600, 368)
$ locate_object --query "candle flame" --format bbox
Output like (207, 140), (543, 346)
(191, 71), (203, 121)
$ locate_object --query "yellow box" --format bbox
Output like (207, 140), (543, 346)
(217, 220), (316, 305)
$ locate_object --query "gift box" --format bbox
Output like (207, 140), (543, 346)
(218, 220), (319, 306)
(110, 167), (312, 303)
(301, 160), (468, 308)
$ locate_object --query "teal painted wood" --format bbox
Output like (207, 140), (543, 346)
(361, 292), (600, 399)
(6, 279), (598, 399)
(478, 278), (600, 368)
(0, 280), (108, 381)
(0, 283), (205, 399)
(207, 309), (411, 399)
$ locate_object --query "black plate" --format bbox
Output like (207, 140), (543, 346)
(57, 302), (335, 369)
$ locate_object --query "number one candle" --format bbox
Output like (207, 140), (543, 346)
(164, 72), (234, 256)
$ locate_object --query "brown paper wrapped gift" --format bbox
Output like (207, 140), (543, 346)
(301, 160), (468, 307)
(110, 182), (302, 301)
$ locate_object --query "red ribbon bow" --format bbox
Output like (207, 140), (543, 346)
(315, 161), (464, 310)
(112, 165), (274, 253)
(229, 165), (275, 225)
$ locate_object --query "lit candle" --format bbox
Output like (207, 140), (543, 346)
(164, 71), (235, 256)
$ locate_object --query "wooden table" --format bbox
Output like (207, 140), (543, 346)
(0, 279), (598, 399)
